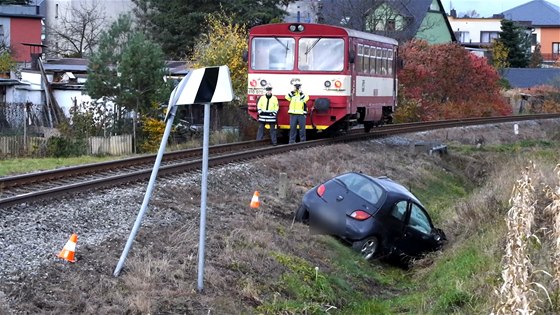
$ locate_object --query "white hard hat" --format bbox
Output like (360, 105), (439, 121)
(265, 83), (273, 90)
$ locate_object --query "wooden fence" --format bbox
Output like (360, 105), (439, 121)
(0, 134), (132, 158)
(0, 136), (47, 157)
(89, 135), (132, 156)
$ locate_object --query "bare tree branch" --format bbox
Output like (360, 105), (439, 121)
(46, 1), (107, 58)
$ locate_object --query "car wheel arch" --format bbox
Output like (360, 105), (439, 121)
(352, 235), (381, 261)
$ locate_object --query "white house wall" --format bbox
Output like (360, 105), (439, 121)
(43, 0), (134, 57)
(52, 89), (92, 116)
(448, 17), (502, 43)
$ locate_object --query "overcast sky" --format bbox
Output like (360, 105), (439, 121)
(441, 0), (533, 18)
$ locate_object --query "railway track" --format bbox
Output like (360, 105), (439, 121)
(1, 114), (559, 208)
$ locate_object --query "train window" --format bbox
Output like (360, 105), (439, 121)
(369, 51), (376, 75)
(251, 37), (295, 71)
(357, 44), (363, 73)
(298, 38), (344, 71)
(376, 48), (382, 74)
(363, 45), (369, 73)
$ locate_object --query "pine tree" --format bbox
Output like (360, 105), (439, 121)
(497, 19), (531, 68)
(86, 14), (171, 135)
(131, 0), (293, 58)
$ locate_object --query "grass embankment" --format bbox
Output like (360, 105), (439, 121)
(0, 156), (119, 177)
(257, 140), (560, 314)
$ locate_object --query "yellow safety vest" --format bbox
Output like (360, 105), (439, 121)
(286, 90), (309, 115)
(257, 95), (279, 123)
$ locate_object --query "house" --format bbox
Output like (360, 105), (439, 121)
(0, 2), (44, 66)
(318, 0), (456, 44)
(13, 58), (188, 118)
(500, 0), (560, 65)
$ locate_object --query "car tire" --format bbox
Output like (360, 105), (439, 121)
(294, 204), (308, 224)
(352, 236), (379, 261)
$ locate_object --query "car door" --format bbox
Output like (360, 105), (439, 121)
(381, 200), (408, 251)
(395, 202), (437, 257)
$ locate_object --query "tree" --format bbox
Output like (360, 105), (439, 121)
(0, 51), (16, 74)
(497, 19), (531, 68)
(190, 11), (248, 126)
(396, 40), (511, 121)
(529, 44), (543, 68)
(460, 10), (480, 18)
(45, 1), (107, 58)
(132, 0), (292, 58)
(86, 14), (170, 137)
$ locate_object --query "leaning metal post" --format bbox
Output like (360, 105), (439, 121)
(113, 104), (177, 277)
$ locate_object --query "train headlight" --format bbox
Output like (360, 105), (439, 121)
(260, 80), (267, 87)
(289, 24), (305, 32)
(324, 81), (331, 88)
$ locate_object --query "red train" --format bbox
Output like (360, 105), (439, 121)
(247, 23), (399, 136)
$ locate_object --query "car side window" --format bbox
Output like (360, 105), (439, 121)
(390, 201), (407, 222)
(408, 204), (432, 234)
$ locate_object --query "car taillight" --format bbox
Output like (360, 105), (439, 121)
(316, 184), (326, 197)
(350, 210), (371, 221)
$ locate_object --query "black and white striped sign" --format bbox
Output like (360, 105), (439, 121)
(168, 65), (233, 106)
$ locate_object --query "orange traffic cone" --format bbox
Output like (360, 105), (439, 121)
(57, 233), (77, 263)
(250, 191), (260, 209)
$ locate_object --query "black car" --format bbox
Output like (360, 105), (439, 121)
(295, 172), (446, 261)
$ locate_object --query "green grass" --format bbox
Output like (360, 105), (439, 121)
(0, 156), (120, 177)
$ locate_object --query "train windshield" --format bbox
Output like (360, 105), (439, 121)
(298, 38), (344, 71)
(251, 37), (295, 70)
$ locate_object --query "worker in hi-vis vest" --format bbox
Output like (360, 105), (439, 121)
(285, 79), (309, 144)
(256, 84), (279, 146)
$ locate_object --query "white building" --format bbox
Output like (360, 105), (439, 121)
(42, 0), (134, 57)
(448, 16), (502, 45)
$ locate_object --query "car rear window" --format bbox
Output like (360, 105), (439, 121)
(336, 173), (384, 204)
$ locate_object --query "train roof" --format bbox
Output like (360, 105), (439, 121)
(250, 23), (398, 46)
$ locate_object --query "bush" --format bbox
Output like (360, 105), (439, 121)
(46, 136), (87, 157)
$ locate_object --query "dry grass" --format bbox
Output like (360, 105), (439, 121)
(491, 162), (560, 314)
(492, 163), (538, 314)
(544, 165), (560, 304)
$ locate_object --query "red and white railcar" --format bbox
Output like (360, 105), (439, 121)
(247, 23), (398, 135)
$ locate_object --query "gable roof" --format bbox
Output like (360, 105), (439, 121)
(502, 68), (560, 88)
(319, 0), (455, 42)
(501, 0), (560, 26)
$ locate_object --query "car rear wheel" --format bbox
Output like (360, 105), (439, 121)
(294, 204), (308, 224)
(352, 236), (379, 260)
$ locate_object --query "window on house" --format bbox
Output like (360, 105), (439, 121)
(454, 31), (469, 43)
(553, 42), (560, 58)
(386, 19), (395, 31)
(530, 34), (537, 46)
(480, 31), (499, 43)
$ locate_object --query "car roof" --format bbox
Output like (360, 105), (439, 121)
(349, 173), (423, 206)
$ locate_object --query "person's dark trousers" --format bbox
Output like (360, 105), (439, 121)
(289, 114), (306, 144)
(257, 122), (277, 145)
